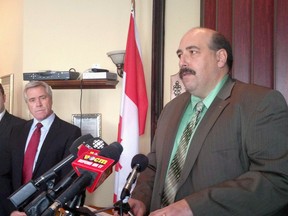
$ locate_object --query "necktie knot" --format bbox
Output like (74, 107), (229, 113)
(36, 122), (43, 130)
(195, 101), (204, 112)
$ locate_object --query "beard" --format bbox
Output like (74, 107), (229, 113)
(179, 67), (196, 79)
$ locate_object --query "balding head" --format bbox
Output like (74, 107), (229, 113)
(180, 27), (233, 71)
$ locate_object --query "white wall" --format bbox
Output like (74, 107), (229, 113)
(0, 0), (24, 115)
(165, 0), (201, 104)
(0, 0), (200, 207)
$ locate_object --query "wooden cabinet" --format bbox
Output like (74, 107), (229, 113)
(44, 79), (119, 89)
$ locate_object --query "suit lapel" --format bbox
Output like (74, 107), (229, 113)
(178, 77), (236, 188)
(14, 121), (32, 188)
(158, 92), (191, 187)
(18, 121), (33, 156)
(0, 112), (9, 136)
(33, 116), (60, 175)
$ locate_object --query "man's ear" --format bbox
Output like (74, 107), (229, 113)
(3, 94), (6, 103)
(216, 49), (228, 68)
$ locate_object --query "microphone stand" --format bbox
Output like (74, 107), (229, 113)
(113, 195), (131, 216)
(63, 190), (85, 216)
(63, 202), (131, 216)
(58, 198), (132, 216)
(62, 205), (106, 216)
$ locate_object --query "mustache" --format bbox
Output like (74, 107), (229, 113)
(179, 67), (196, 79)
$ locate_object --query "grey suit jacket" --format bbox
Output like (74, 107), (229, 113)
(132, 77), (288, 215)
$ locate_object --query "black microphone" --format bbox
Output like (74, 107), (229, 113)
(8, 134), (93, 209)
(41, 142), (123, 216)
(42, 173), (93, 216)
(23, 136), (108, 215)
(120, 154), (148, 201)
(23, 170), (77, 215)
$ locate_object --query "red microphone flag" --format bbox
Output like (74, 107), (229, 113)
(72, 150), (114, 193)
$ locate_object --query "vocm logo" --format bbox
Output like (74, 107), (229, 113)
(84, 154), (108, 165)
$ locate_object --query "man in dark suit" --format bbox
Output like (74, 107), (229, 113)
(0, 84), (26, 215)
(0, 81), (81, 216)
(0, 83), (26, 150)
(120, 28), (288, 216)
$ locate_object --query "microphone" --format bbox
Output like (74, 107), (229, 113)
(120, 154), (148, 201)
(23, 170), (77, 215)
(8, 134), (93, 209)
(42, 142), (123, 216)
(73, 141), (123, 192)
(77, 136), (108, 157)
(23, 136), (108, 215)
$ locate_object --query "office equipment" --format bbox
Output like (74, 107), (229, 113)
(82, 72), (117, 80)
(23, 71), (80, 81)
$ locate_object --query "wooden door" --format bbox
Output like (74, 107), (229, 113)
(201, 0), (288, 102)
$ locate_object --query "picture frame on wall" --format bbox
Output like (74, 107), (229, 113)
(72, 113), (102, 138)
(0, 74), (14, 113)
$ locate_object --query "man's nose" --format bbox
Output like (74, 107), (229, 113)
(35, 99), (42, 106)
(179, 56), (188, 68)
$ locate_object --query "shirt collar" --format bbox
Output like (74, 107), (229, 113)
(190, 74), (229, 109)
(0, 109), (6, 121)
(32, 112), (55, 129)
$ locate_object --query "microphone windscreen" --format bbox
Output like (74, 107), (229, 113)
(131, 154), (149, 172)
(98, 142), (123, 164)
(85, 137), (108, 150)
(69, 134), (93, 155)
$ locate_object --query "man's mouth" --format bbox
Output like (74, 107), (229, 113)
(179, 68), (196, 79)
(36, 109), (45, 113)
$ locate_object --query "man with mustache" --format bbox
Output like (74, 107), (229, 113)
(0, 81), (81, 216)
(115, 27), (288, 216)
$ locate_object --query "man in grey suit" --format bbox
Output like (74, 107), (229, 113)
(121, 28), (288, 216)
(0, 81), (81, 216)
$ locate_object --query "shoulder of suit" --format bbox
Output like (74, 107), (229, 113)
(233, 80), (274, 96)
(53, 115), (80, 129)
(3, 112), (26, 125)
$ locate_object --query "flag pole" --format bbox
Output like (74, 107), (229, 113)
(131, 0), (135, 15)
(131, 0), (135, 10)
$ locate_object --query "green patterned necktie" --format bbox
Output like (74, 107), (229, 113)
(162, 101), (204, 206)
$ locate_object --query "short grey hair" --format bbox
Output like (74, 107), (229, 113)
(24, 81), (53, 102)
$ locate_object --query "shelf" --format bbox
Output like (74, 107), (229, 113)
(43, 79), (119, 89)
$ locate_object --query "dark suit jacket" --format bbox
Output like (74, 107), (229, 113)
(132, 77), (288, 215)
(0, 111), (26, 151)
(0, 115), (81, 214)
(0, 111), (26, 215)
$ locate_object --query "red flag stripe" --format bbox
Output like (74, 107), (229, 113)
(124, 14), (148, 135)
(114, 7), (148, 202)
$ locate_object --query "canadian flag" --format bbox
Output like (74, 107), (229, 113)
(114, 6), (148, 202)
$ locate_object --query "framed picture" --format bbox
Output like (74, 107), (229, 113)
(0, 74), (14, 113)
(72, 113), (102, 137)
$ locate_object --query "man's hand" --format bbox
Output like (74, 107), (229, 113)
(114, 198), (146, 216)
(11, 210), (27, 216)
(149, 199), (193, 216)
(129, 198), (146, 216)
